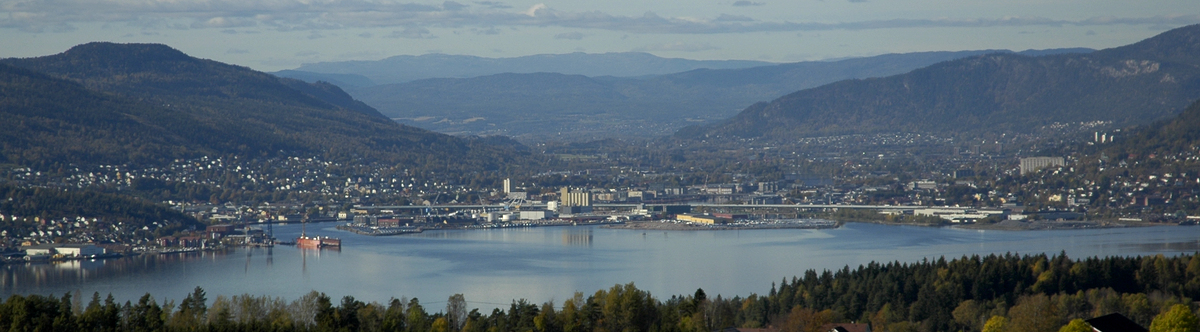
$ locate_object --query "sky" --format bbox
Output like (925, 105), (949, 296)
(2, 0), (1199, 72)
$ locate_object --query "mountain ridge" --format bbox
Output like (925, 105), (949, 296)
(347, 48), (1094, 140)
(289, 52), (773, 84)
(675, 25), (1200, 141)
(4, 42), (389, 120)
(0, 42), (532, 170)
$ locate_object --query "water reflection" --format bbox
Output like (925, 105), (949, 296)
(417, 230), (471, 240)
(3, 223), (1200, 309)
(562, 229), (593, 247)
(1121, 240), (1200, 252)
(1, 250), (220, 291)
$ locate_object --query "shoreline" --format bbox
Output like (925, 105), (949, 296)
(604, 218), (1179, 232)
(336, 220), (626, 236)
(833, 217), (1172, 231)
(324, 217), (1186, 235)
(602, 219), (841, 231)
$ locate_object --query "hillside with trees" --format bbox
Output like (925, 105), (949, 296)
(1102, 99), (1200, 157)
(0, 63), (209, 167)
(0, 182), (203, 240)
(0, 43), (541, 172)
(677, 24), (1200, 141)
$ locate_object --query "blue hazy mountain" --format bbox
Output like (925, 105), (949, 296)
(289, 52), (774, 84)
(675, 25), (1200, 141)
(345, 49), (1092, 140)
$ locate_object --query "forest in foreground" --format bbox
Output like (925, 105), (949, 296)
(4, 252), (1200, 332)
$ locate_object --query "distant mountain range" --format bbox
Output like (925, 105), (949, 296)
(334, 49), (1092, 140)
(677, 25), (1200, 141)
(0, 43), (530, 169)
(284, 52), (775, 85)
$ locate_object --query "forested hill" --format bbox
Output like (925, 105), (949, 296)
(0, 182), (203, 238)
(0, 63), (209, 166)
(0, 43), (535, 170)
(2, 42), (386, 119)
(1102, 98), (1200, 156)
(676, 24), (1200, 141)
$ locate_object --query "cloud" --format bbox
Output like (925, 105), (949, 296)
(295, 51), (318, 57)
(554, 31), (585, 40)
(442, 1), (468, 11)
(715, 14), (754, 22)
(634, 42), (720, 52)
(732, 1), (765, 6)
(523, 4), (548, 17)
(473, 27), (501, 35)
(848, 0), (867, 3)
(338, 50), (383, 59)
(190, 16), (256, 29)
(389, 27), (436, 39)
(474, 1), (511, 9)
(358, 32), (374, 38)
(1, 0), (1197, 38)
(226, 48), (249, 54)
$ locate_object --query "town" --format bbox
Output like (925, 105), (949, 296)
(3, 123), (1197, 262)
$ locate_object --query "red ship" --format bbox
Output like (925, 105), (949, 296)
(297, 235), (341, 248)
(296, 214), (341, 249)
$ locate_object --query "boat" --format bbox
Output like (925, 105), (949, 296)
(320, 237), (341, 247)
(296, 214), (342, 249)
(296, 235), (340, 248)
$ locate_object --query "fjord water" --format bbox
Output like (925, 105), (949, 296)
(3, 223), (1199, 308)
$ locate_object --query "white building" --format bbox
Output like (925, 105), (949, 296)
(1020, 157), (1065, 175)
(519, 210), (554, 220)
(914, 208), (1005, 222)
(23, 244), (106, 258)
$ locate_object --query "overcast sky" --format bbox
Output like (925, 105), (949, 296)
(3, 0), (1198, 71)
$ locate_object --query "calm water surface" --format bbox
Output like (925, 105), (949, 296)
(3, 222), (1199, 308)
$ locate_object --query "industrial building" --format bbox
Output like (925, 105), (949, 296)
(519, 210), (554, 220)
(560, 187), (591, 207)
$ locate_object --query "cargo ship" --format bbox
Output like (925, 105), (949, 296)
(296, 235), (341, 248)
(296, 214), (341, 249)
